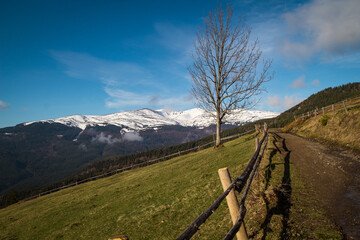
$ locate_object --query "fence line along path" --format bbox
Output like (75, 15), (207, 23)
(295, 96), (360, 120)
(177, 124), (268, 240)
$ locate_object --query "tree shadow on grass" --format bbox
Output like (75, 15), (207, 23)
(251, 134), (292, 239)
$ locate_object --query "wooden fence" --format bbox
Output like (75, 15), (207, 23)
(177, 124), (269, 240)
(295, 96), (360, 120)
(19, 129), (254, 203)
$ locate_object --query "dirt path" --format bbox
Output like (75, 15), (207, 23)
(275, 132), (360, 239)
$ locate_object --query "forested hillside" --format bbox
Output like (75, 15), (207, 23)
(0, 123), (253, 208)
(274, 82), (360, 127)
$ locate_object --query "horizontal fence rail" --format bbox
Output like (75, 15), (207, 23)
(224, 133), (268, 240)
(19, 129), (254, 203)
(177, 125), (269, 240)
(294, 96), (360, 120)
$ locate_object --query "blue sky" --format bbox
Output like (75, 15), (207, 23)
(1, 0), (360, 128)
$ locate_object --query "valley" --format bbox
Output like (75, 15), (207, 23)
(2, 0), (360, 238)
(0, 108), (278, 196)
(0, 83), (359, 239)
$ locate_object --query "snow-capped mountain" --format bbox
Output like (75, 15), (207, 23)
(24, 108), (279, 131)
(1, 107), (278, 195)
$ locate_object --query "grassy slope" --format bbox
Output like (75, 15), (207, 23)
(273, 82), (360, 128)
(283, 98), (360, 151)
(0, 134), (256, 240)
(0, 132), (342, 239)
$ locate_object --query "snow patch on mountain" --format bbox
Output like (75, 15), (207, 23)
(24, 108), (279, 131)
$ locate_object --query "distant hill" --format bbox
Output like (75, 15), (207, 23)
(0, 108), (277, 196)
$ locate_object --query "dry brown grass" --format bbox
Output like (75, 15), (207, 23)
(243, 133), (342, 239)
(283, 102), (360, 151)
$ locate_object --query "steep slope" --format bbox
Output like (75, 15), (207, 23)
(274, 82), (360, 127)
(0, 133), (342, 239)
(283, 97), (360, 151)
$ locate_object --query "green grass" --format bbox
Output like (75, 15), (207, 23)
(319, 114), (330, 126)
(0, 132), (343, 239)
(0, 134), (257, 240)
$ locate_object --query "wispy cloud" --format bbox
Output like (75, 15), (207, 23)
(49, 50), (154, 87)
(92, 132), (143, 144)
(50, 50), (193, 111)
(153, 22), (194, 54)
(280, 0), (360, 61)
(123, 132), (143, 142)
(0, 100), (9, 110)
(104, 87), (193, 110)
(311, 79), (320, 86)
(267, 95), (303, 110)
(150, 22), (195, 82)
(289, 76), (306, 89)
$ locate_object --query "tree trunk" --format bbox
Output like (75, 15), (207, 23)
(216, 112), (221, 147)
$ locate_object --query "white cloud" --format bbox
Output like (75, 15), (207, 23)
(49, 50), (153, 87)
(123, 132), (143, 142)
(267, 95), (303, 110)
(50, 50), (194, 111)
(153, 22), (194, 54)
(281, 0), (360, 60)
(284, 95), (303, 109)
(267, 95), (281, 108)
(92, 132), (143, 144)
(311, 79), (320, 86)
(104, 87), (193, 110)
(279, 40), (314, 62)
(92, 132), (122, 144)
(0, 100), (9, 110)
(289, 76), (307, 89)
(104, 88), (152, 107)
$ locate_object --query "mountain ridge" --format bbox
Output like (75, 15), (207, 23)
(0, 107), (278, 195)
(22, 107), (279, 131)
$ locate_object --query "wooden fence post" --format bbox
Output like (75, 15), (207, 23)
(343, 101), (348, 113)
(332, 104), (334, 112)
(322, 107), (325, 116)
(218, 168), (249, 240)
(263, 123), (268, 132)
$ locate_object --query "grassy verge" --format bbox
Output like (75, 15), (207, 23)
(283, 101), (360, 152)
(0, 134), (257, 240)
(244, 133), (342, 239)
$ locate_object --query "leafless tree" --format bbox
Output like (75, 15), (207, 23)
(189, 5), (273, 147)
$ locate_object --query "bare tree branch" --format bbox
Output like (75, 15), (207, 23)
(189, 4), (273, 146)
